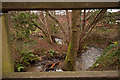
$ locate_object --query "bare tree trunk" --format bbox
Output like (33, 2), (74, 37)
(45, 12), (53, 43)
(37, 11), (53, 43)
(78, 9), (86, 52)
(66, 10), (71, 42)
(62, 10), (81, 71)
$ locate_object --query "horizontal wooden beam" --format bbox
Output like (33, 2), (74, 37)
(2, 2), (120, 12)
(2, 71), (119, 80)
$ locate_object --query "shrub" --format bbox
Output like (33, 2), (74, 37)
(90, 41), (120, 70)
(15, 49), (39, 72)
(48, 49), (55, 57)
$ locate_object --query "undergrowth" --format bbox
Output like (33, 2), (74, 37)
(14, 48), (39, 72)
(89, 41), (120, 70)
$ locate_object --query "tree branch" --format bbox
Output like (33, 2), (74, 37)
(31, 20), (48, 37)
(82, 9), (107, 40)
(45, 10), (68, 44)
(87, 9), (107, 32)
(82, 9), (86, 30)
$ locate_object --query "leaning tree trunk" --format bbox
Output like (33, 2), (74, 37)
(62, 10), (81, 71)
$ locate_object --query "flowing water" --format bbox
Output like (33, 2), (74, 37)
(25, 45), (103, 72)
(76, 46), (103, 70)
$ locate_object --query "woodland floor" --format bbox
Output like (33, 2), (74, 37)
(11, 26), (119, 72)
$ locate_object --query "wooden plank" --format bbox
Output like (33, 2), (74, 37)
(2, 2), (120, 12)
(2, 71), (119, 80)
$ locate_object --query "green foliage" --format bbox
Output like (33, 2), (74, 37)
(83, 44), (87, 49)
(88, 10), (119, 30)
(15, 49), (39, 72)
(92, 42), (120, 69)
(48, 49), (55, 57)
(62, 52), (66, 55)
(51, 23), (58, 34)
(23, 38), (38, 48)
(43, 35), (47, 41)
(88, 9), (101, 22)
(99, 11), (119, 26)
(10, 32), (16, 42)
(34, 47), (46, 56)
(11, 12), (39, 39)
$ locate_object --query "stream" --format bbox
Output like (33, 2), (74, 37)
(76, 45), (103, 70)
(25, 45), (103, 72)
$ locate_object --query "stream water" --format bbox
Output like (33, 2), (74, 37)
(25, 45), (103, 72)
(76, 45), (103, 70)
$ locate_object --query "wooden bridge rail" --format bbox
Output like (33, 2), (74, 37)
(2, 2), (120, 12)
(2, 71), (120, 80)
(1, 1), (120, 80)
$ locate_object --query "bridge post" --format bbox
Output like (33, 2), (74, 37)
(2, 13), (14, 73)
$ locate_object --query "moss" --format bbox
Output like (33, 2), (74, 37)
(65, 42), (74, 63)
(62, 10), (81, 71)
(2, 14), (14, 73)
(65, 42), (73, 62)
(63, 42), (76, 71)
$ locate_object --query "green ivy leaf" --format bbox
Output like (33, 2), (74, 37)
(24, 61), (30, 65)
(27, 50), (33, 54)
(20, 57), (24, 62)
(17, 66), (25, 72)
(28, 54), (34, 57)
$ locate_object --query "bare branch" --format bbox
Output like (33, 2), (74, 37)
(45, 10), (68, 44)
(82, 9), (107, 40)
(31, 20), (48, 37)
(85, 9), (94, 21)
(87, 9), (107, 32)
(82, 30), (97, 42)
(85, 10), (91, 17)
(38, 17), (45, 26)
(82, 9), (86, 30)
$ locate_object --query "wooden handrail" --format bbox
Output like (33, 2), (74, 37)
(2, 71), (119, 80)
(2, 2), (120, 12)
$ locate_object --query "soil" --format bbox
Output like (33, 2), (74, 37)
(86, 28), (119, 49)
(25, 46), (103, 72)
(30, 36), (68, 54)
(11, 27), (119, 72)
(24, 28), (119, 72)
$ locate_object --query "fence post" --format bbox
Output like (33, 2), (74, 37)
(2, 13), (14, 73)
(0, 1), (2, 79)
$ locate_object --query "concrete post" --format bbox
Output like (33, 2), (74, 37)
(2, 13), (14, 73)
(0, 1), (2, 78)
